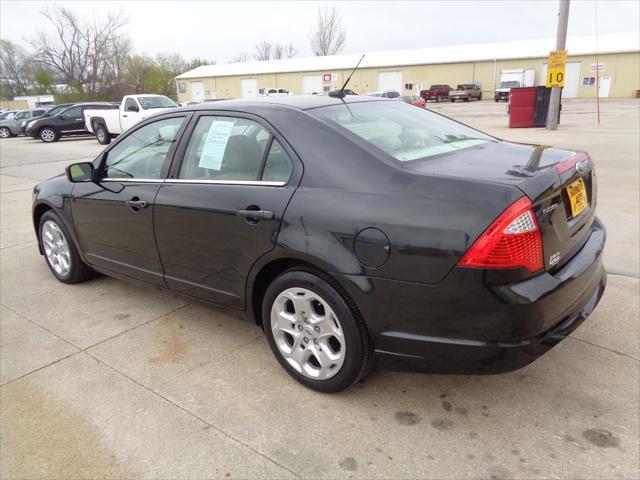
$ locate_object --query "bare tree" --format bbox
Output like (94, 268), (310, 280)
(0, 39), (32, 96)
(253, 41), (272, 61)
(231, 52), (252, 63)
(272, 43), (298, 60)
(31, 6), (128, 97)
(309, 6), (346, 56)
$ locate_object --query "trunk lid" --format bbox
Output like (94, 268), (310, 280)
(405, 140), (597, 272)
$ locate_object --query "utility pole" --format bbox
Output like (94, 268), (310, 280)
(546, 0), (570, 130)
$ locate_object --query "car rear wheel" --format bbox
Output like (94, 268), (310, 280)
(0, 127), (12, 138)
(262, 269), (373, 392)
(450, 98), (455, 103)
(39, 210), (93, 284)
(95, 124), (111, 145)
(39, 127), (58, 143)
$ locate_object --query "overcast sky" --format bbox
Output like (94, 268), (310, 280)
(1, 1), (638, 63)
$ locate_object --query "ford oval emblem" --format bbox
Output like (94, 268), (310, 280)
(576, 159), (590, 174)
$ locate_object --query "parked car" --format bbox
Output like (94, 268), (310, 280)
(449, 84), (483, 102)
(24, 103), (75, 137)
(366, 90), (400, 99)
(0, 109), (49, 138)
(398, 95), (426, 107)
(321, 89), (357, 96)
(420, 85), (451, 102)
(84, 94), (177, 144)
(30, 103), (117, 143)
(264, 88), (294, 97)
(32, 96), (606, 392)
(495, 80), (521, 102)
(0, 110), (18, 120)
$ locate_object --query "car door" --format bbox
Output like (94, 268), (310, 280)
(71, 113), (189, 285)
(121, 98), (141, 132)
(154, 112), (300, 308)
(56, 105), (86, 133)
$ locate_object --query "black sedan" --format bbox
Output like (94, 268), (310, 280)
(32, 96), (606, 392)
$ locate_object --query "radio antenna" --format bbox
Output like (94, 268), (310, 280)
(329, 54), (365, 98)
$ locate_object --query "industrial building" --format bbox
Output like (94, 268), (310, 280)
(175, 31), (639, 102)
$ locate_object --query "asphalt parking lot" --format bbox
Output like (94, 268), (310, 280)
(1, 99), (638, 479)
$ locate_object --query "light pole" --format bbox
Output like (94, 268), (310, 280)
(546, 0), (570, 130)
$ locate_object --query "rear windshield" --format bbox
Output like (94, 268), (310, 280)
(311, 101), (494, 162)
(500, 81), (520, 88)
(138, 96), (177, 110)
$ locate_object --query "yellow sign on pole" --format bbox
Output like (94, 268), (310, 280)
(546, 50), (567, 88)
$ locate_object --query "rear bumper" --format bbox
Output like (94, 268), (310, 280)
(335, 217), (607, 374)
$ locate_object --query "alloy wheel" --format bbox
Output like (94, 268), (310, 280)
(0, 127), (10, 138)
(41, 128), (55, 142)
(97, 128), (105, 142)
(270, 287), (346, 380)
(42, 220), (71, 276)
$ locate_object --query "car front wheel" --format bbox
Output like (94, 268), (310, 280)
(262, 269), (373, 392)
(0, 127), (12, 138)
(39, 210), (93, 283)
(39, 127), (58, 143)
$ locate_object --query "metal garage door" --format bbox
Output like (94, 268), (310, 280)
(191, 81), (204, 102)
(302, 76), (323, 94)
(540, 62), (581, 98)
(241, 79), (258, 98)
(378, 71), (403, 92)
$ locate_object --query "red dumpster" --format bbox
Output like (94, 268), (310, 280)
(508, 87), (537, 128)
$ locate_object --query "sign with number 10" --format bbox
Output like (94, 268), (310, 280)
(546, 50), (568, 88)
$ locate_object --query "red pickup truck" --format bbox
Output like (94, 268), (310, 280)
(420, 84), (451, 102)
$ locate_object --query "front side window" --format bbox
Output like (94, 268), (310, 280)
(124, 98), (138, 111)
(311, 101), (494, 162)
(103, 116), (185, 179)
(180, 116), (288, 182)
(15, 111), (30, 120)
(138, 96), (177, 110)
(60, 106), (82, 119)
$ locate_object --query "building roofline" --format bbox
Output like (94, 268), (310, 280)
(176, 31), (639, 81)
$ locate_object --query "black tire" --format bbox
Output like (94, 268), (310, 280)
(262, 269), (374, 393)
(0, 127), (12, 138)
(95, 123), (111, 145)
(450, 98), (455, 103)
(464, 96), (470, 102)
(39, 127), (59, 143)
(495, 98), (499, 102)
(39, 210), (93, 284)
(478, 93), (483, 101)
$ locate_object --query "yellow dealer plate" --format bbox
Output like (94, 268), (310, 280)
(566, 177), (588, 217)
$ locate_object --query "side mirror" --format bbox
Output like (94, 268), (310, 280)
(126, 104), (139, 112)
(66, 162), (94, 183)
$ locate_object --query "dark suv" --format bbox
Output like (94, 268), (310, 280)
(30, 103), (117, 143)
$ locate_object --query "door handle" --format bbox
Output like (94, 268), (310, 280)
(125, 199), (148, 210)
(237, 209), (275, 221)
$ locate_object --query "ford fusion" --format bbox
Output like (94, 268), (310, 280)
(32, 96), (606, 392)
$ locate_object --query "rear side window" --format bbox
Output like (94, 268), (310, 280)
(311, 101), (493, 162)
(262, 140), (293, 182)
(179, 116), (291, 182)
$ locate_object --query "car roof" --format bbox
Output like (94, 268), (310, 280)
(183, 94), (386, 112)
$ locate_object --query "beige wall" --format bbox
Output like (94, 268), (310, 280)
(0, 100), (29, 110)
(176, 51), (640, 102)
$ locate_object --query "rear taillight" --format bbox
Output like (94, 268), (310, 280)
(458, 196), (543, 272)
(555, 152), (588, 174)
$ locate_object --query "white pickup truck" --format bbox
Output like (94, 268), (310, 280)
(84, 94), (177, 144)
